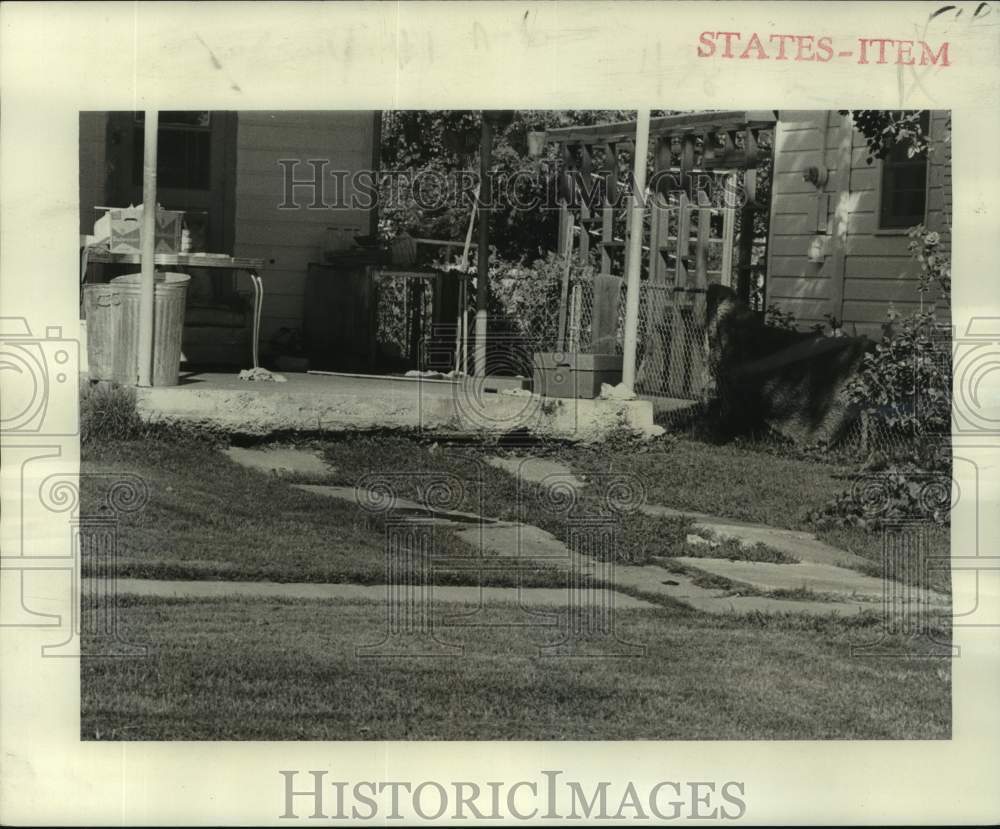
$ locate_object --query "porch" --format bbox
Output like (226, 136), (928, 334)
(135, 370), (659, 442)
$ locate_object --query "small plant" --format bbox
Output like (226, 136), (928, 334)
(908, 225), (951, 302)
(809, 459), (952, 529)
(764, 303), (798, 331)
(80, 383), (146, 445)
(840, 110), (931, 164)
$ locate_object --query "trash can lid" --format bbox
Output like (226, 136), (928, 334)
(112, 272), (191, 285)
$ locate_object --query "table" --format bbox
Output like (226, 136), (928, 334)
(82, 248), (266, 368)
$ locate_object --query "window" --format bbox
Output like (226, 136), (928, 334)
(131, 111), (212, 190)
(879, 111), (930, 229)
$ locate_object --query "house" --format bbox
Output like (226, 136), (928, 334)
(80, 108), (951, 436)
(766, 110), (951, 337)
(542, 109), (951, 404)
(79, 110), (379, 365)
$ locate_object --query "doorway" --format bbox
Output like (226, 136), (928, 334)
(105, 111), (237, 255)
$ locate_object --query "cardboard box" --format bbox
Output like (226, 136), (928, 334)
(106, 206), (183, 254)
(532, 352), (623, 399)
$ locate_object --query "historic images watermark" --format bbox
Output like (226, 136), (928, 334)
(275, 160), (751, 214)
(0, 317), (78, 436)
(953, 316), (1000, 437)
(0, 316), (147, 658)
(278, 769), (747, 822)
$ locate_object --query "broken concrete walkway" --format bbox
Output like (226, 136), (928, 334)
(489, 454), (869, 569)
(485, 454), (949, 608)
(226, 447), (946, 616)
(296, 482), (876, 616)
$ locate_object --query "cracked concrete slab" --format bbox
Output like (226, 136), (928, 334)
(639, 503), (868, 568)
(452, 523), (577, 565)
(293, 484), (494, 525)
(606, 563), (872, 616)
(225, 445), (331, 477)
(486, 456), (586, 490)
(673, 557), (950, 606)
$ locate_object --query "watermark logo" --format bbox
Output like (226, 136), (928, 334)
(0, 317), (78, 436)
(953, 316), (1000, 435)
(420, 331), (555, 438)
(275, 162), (752, 214)
(346, 464), (648, 659)
(278, 769), (747, 822)
(2, 469), (150, 658)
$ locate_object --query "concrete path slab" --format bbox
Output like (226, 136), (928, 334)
(452, 523), (574, 564)
(450, 526), (873, 617)
(293, 484), (493, 525)
(607, 564), (872, 616)
(487, 456), (586, 491)
(100, 578), (658, 608)
(673, 557), (950, 606)
(639, 503), (868, 568)
(225, 446), (331, 477)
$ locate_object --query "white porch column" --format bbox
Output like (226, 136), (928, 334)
(621, 109), (650, 393)
(137, 110), (158, 387)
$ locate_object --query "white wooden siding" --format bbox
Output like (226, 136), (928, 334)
(764, 111), (841, 328)
(233, 111), (376, 341)
(767, 110), (951, 337)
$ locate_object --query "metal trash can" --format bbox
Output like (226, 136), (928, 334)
(83, 272), (190, 386)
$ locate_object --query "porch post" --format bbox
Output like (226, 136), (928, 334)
(137, 110), (158, 387)
(474, 114), (493, 377)
(621, 109), (650, 393)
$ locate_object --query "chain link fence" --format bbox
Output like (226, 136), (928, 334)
(489, 264), (945, 464)
(491, 271), (710, 400)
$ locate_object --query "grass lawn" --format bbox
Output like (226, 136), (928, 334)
(565, 436), (951, 591)
(567, 437), (853, 530)
(81, 436), (563, 587)
(317, 435), (802, 565)
(81, 595), (951, 741)
(83, 428), (950, 594)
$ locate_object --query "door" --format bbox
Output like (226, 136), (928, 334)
(105, 111), (236, 254)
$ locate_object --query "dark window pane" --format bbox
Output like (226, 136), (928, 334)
(135, 111), (211, 128)
(879, 111), (930, 229)
(132, 126), (211, 189)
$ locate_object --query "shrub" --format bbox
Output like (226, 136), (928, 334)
(842, 306), (951, 440)
(764, 303), (797, 331)
(908, 224), (951, 302)
(488, 252), (596, 350)
(812, 224), (952, 530)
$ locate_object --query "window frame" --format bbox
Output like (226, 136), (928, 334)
(875, 111), (931, 234)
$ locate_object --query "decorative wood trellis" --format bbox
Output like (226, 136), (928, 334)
(544, 110), (775, 400)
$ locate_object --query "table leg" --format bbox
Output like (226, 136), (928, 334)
(248, 270), (262, 369)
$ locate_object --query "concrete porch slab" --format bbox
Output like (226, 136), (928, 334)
(136, 371), (657, 442)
